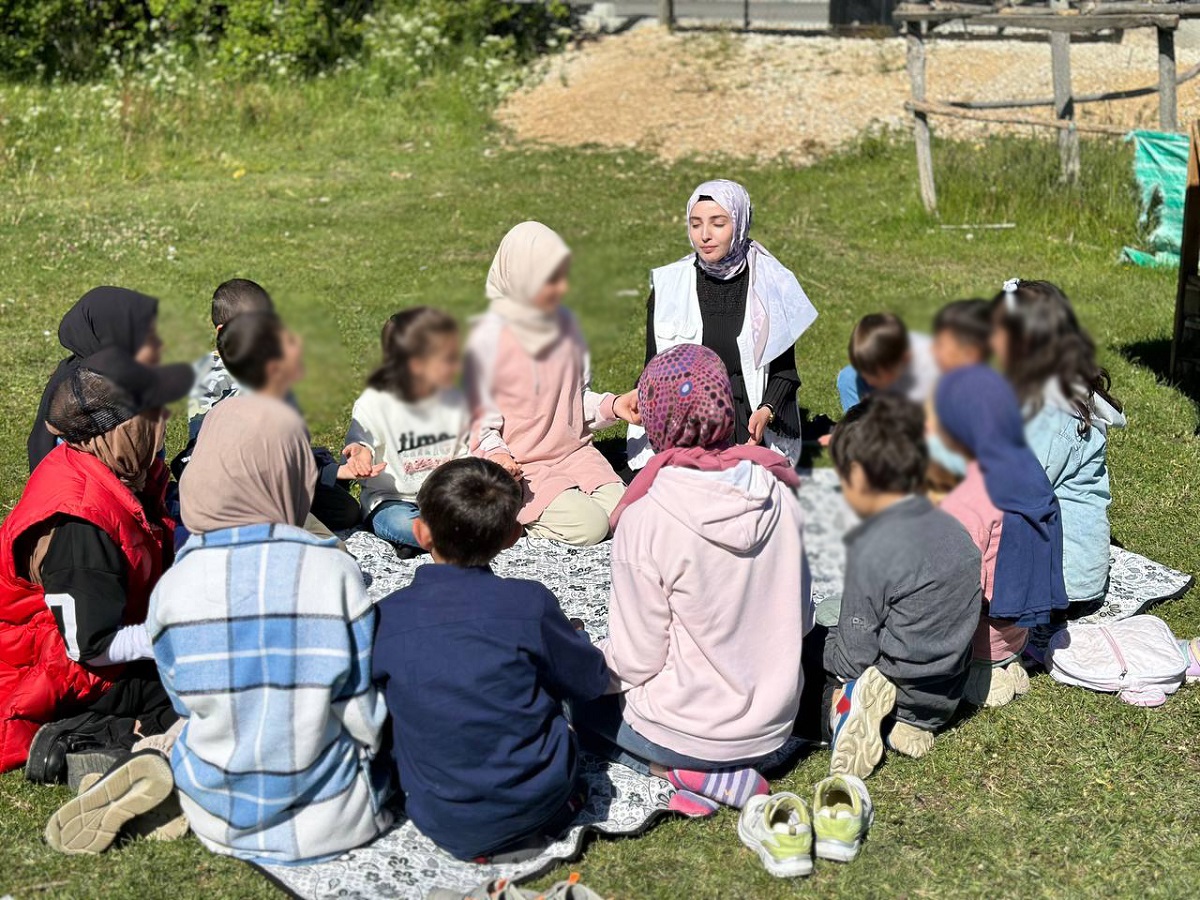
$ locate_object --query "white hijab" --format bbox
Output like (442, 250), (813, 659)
(684, 179), (818, 369)
(486, 221), (572, 357)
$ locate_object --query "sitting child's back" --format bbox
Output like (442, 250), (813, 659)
(373, 459), (609, 860)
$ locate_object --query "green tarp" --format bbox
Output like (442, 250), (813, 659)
(1122, 129), (1190, 269)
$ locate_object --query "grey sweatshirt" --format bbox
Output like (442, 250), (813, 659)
(825, 495), (982, 685)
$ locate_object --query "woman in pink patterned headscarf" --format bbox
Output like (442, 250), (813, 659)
(577, 343), (812, 818)
(610, 343), (798, 527)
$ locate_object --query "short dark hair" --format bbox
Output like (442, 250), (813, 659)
(212, 279), (274, 328)
(416, 458), (522, 567)
(933, 299), (992, 355)
(367, 307), (459, 401)
(217, 312), (284, 390)
(848, 313), (910, 376)
(829, 393), (928, 494)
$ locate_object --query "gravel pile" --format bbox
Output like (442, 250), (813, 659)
(497, 24), (1200, 163)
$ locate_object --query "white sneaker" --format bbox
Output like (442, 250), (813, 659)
(737, 792), (813, 877)
(812, 774), (873, 863)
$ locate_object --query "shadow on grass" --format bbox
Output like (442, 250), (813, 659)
(1118, 337), (1200, 434)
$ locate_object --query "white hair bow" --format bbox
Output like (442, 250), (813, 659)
(1002, 278), (1020, 312)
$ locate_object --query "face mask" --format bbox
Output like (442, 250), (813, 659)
(928, 431), (968, 478)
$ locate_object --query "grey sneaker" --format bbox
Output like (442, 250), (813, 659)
(44, 751), (174, 854)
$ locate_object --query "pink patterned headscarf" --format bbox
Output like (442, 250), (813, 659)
(639, 344), (734, 453)
(612, 344), (799, 528)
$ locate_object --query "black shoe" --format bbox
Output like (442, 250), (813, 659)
(25, 713), (139, 787)
(391, 543), (425, 561)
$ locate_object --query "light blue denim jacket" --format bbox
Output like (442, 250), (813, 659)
(1023, 385), (1126, 602)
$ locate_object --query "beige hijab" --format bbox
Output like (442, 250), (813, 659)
(69, 410), (166, 493)
(180, 394), (317, 534)
(486, 221), (572, 357)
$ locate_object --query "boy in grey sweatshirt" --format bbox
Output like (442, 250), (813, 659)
(821, 393), (981, 779)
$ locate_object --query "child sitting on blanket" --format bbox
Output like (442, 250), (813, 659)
(926, 299), (994, 493)
(938, 365), (1068, 708)
(574, 344), (810, 818)
(216, 311), (383, 537)
(465, 221), (639, 547)
(345, 307), (469, 556)
(836, 312), (939, 413)
(373, 458), (610, 862)
(186, 278), (275, 441)
(991, 279), (1126, 606)
(822, 394), (980, 779)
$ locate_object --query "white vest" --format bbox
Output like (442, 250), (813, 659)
(627, 257), (801, 470)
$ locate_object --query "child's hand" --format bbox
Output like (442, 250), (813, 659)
(487, 451), (523, 480)
(614, 389), (642, 425)
(340, 444), (386, 480)
(746, 407), (773, 444)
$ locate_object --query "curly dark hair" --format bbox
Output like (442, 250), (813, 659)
(991, 280), (1121, 435)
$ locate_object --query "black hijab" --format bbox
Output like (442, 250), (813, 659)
(28, 286), (159, 472)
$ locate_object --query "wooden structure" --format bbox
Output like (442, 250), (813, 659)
(1172, 119), (1200, 380)
(895, 1), (1200, 212)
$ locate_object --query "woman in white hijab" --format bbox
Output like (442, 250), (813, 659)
(626, 179), (818, 470)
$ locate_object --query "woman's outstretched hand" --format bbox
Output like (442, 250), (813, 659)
(614, 389), (642, 425)
(746, 407), (773, 445)
(487, 451), (524, 480)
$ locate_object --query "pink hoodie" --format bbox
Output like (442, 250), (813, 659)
(600, 461), (812, 762)
(940, 462), (1029, 662)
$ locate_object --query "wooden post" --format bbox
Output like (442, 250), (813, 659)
(906, 22), (938, 213)
(1049, 0), (1080, 183)
(1158, 26), (1179, 132)
(744, 0), (751, 30)
(659, 0), (674, 28)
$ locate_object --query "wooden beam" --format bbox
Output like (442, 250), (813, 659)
(906, 100), (1137, 135)
(659, 0), (674, 27)
(1159, 26), (1179, 130)
(942, 59), (1200, 109)
(1049, 0), (1081, 183)
(894, 9), (1181, 31)
(906, 23), (938, 213)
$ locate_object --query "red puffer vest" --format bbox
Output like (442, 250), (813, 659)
(0, 444), (174, 772)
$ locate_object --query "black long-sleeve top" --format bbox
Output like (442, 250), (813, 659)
(645, 262), (801, 441)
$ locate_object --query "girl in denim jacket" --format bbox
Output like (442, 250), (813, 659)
(991, 280), (1126, 604)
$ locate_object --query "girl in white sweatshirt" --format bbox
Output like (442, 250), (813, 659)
(346, 308), (469, 552)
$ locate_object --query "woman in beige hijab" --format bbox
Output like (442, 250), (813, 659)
(465, 221), (641, 547)
(179, 393), (317, 533)
(142, 392), (393, 864)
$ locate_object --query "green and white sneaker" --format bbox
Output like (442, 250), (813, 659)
(812, 774), (873, 863)
(737, 791), (813, 878)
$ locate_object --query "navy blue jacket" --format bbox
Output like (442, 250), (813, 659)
(373, 564), (610, 859)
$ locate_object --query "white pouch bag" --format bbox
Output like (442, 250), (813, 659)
(1045, 615), (1186, 708)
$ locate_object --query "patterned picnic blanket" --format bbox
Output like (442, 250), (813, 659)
(259, 469), (1193, 900)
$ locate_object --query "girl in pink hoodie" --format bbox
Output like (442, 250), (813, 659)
(576, 344), (812, 817)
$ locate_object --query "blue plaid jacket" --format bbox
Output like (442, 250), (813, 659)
(148, 524), (392, 865)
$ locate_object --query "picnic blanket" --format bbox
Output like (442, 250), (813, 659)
(258, 469), (1192, 900)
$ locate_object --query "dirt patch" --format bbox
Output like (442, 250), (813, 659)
(497, 25), (1200, 163)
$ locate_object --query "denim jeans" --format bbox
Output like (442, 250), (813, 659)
(367, 500), (421, 548)
(572, 694), (765, 776)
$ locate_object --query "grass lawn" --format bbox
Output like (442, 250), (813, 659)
(1, 69), (1199, 899)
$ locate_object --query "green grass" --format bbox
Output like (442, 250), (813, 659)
(1, 66), (1199, 899)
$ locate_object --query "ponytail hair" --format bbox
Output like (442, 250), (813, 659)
(367, 307), (459, 402)
(991, 279), (1121, 434)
